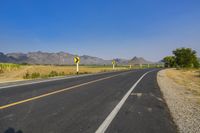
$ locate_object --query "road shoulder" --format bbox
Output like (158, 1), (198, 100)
(106, 70), (177, 133)
(157, 69), (200, 133)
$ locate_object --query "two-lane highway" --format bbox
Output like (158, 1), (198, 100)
(0, 69), (177, 133)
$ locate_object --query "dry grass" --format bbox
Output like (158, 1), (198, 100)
(165, 68), (200, 102)
(0, 65), (128, 83)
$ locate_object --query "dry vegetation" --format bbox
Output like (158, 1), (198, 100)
(165, 68), (200, 102)
(158, 69), (200, 133)
(0, 64), (128, 83)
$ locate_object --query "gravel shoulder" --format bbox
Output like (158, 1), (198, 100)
(157, 69), (200, 133)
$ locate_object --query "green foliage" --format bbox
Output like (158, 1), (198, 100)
(48, 71), (58, 77)
(20, 62), (29, 65)
(163, 56), (176, 67)
(23, 72), (40, 79)
(23, 71), (31, 79)
(59, 71), (65, 76)
(23, 71), (66, 79)
(79, 72), (91, 74)
(0, 63), (20, 73)
(199, 70), (200, 77)
(173, 48), (199, 68)
(31, 72), (40, 79)
(163, 47), (199, 68)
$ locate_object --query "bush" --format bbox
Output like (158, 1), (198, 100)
(23, 71), (31, 79)
(173, 48), (199, 68)
(23, 71), (66, 79)
(164, 47), (199, 68)
(49, 71), (58, 77)
(20, 62), (29, 65)
(31, 72), (40, 79)
(23, 72), (41, 79)
(163, 56), (176, 67)
(69, 72), (74, 75)
(41, 74), (48, 78)
(59, 71), (65, 76)
(101, 69), (109, 72)
(0, 69), (3, 73)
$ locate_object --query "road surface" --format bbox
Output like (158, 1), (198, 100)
(0, 69), (177, 133)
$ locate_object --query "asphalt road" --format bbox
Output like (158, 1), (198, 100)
(0, 69), (177, 133)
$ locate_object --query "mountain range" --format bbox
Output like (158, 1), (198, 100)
(0, 51), (155, 65)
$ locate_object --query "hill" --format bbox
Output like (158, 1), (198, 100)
(128, 56), (154, 65)
(0, 52), (154, 65)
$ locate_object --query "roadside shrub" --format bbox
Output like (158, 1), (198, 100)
(199, 70), (200, 77)
(163, 56), (176, 67)
(41, 74), (48, 78)
(0, 68), (3, 73)
(101, 69), (109, 72)
(23, 72), (41, 79)
(31, 72), (40, 79)
(69, 72), (74, 75)
(20, 62), (29, 65)
(79, 72), (91, 74)
(59, 71), (65, 76)
(49, 71), (58, 77)
(173, 48), (199, 68)
(23, 71), (31, 79)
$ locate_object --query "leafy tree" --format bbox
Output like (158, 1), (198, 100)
(193, 57), (200, 68)
(163, 56), (176, 67)
(173, 48), (199, 68)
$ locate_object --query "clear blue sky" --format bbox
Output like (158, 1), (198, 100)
(0, 0), (200, 61)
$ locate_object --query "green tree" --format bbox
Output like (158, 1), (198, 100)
(163, 56), (176, 67)
(193, 57), (200, 68)
(173, 48), (199, 68)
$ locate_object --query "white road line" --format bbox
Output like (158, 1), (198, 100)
(0, 70), (129, 90)
(95, 70), (154, 133)
(0, 70), (136, 110)
(0, 74), (89, 90)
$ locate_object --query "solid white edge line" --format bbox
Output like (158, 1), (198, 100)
(0, 74), (92, 90)
(0, 70), (130, 90)
(0, 69), (138, 90)
(95, 70), (154, 133)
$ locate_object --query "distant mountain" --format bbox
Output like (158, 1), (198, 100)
(113, 58), (129, 65)
(0, 51), (111, 65)
(128, 56), (154, 64)
(0, 52), (17, 62)
(0, 52), (154, 65)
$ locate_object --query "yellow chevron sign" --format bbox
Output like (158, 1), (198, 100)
(74, 56), (80, 64)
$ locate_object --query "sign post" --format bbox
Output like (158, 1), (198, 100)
(76, 63), (79, 73)
(112, 60), (116, 70)
(74, 56), (80, 74)
(140, 64), (142, 69)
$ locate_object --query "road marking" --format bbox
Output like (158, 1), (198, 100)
(0, 74), (91, 90)
(0, 71), (133, 110)
(95, 70), (153, 133)
(0, 70), (130, 90)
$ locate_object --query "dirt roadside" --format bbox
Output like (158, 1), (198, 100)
(157, 69), (200, 133)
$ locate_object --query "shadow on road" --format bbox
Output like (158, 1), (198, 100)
(4, 127), (23, 133)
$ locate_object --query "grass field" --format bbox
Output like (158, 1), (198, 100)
(0, 63), (21, 72)
(165, 68), (200, 102)
(0, 63), (129, 83)
(0, 63), (163, 83)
